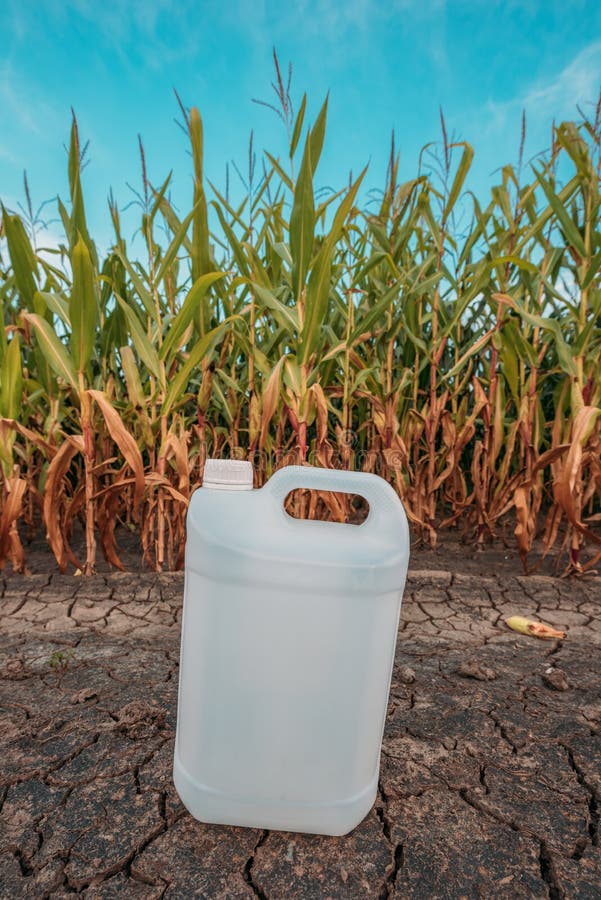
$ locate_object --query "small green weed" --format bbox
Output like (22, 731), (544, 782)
(48, 649), (75, 670)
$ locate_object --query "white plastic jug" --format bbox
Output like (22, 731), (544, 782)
(174, 460), (409, 835)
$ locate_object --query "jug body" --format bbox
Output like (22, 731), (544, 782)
(174, 462), (409, 835)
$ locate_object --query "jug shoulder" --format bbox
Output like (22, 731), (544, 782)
(185, 485), (409, 595)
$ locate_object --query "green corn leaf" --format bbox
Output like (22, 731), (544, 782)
(211, 380), (233, 425)
(215, 367), (245, 394)
(35, 290), (71, 327)
(250, 166), (276, 214)
(2, 208), (38, 307)
(581, 248), (601, 291)
(162, 319), (234, 417)
(573, 288), (601, 355)
(314, 186), (346, 224)
(352, 251), (391, 285)
(488, 255), (538, 275)
(516, 175), (578, 251)
(264, 152), (294, 192)
(299, 244), (332, 364)
(243, 241), (272, 289)
(330, 166), (367, 241)
(69, 235), (98, 373)
(251, 283), (299, 332)
(439, 283), (488, 341)
(556, 122), (592, 178)
(251, 344), (272, 378)
(101, 304), (129, 359)
(290, 93), (307, 159)
(309, 94), (329, 174)
(189, 107), (212, 280)
(445, 143), (474, 219)
(290, 133), (314, 300)
(211, 202), (251, 277)
(208, 182), (250, 231)
(367, 220), (391, 253)
(506, 300), (578, 377)
(160, 271), (226, 361)
(32, 287), (53, 325)
(534, 168), (587, 258)
(0, 295), (6, 358)
(283, 356), (302, 395)
(0, 334), (23, 419)
(300, 167), (366, 364)
(120, 345), (146, 409)
(499, 332), (519, 402)
(67, 115), (97, 267)
(154, 204), (197, 287)
(22, 312), (78, 392)
(115, 295), (162, 381)
(57, 197), (71, 241)
(503, 319), (539, 367)
(350, 281), (400, 342)
(271, 241), (293, 266)
(114, 250), (156, 318)
(491, 183), (513, 226)
(355, 368), (376, 389)
(406, 270), (444, 300)
(153, 195), (193, 257)
(149, 172), (173, 223)
(443, 329), (495, 380)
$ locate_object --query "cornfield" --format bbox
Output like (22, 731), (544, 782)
(1, 74), (600, 576)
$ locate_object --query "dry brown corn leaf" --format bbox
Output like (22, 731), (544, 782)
(505, 615), (566, 640)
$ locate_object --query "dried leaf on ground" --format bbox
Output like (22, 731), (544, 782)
(505, 616), (566, 640)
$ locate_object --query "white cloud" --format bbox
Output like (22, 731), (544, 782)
(0, 59), (63, 140)
(0, 144), (19, 165)
(266, 0), (448, 41)
(290, 0), (375, 32)
(54, 0), (210, 70)
(486, 39), (601, 132)
(0, 64), (42, 135)
(522, 40), (601, 113)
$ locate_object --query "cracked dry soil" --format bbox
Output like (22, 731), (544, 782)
(0, 567), (600, 899)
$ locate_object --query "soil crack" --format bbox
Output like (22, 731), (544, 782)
(377, 780), (405, 898)
(562, 744), (599, 851)
(243, 829), (269, 899)
(379, 843), (404, 900)
(539, 841), (563, 900)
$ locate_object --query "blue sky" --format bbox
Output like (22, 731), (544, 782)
(1, 0), (600, 254)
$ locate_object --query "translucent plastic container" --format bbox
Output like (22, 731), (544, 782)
(173, 461), (409, 835)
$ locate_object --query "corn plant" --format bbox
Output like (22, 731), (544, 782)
(0, 79), (599, 575)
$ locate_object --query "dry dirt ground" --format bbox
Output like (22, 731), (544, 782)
(1, 563), (600, 899)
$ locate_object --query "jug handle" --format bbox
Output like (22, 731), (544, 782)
(264, 465), (409, 536)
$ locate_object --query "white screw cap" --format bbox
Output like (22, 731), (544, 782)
(202, 459), (253, 491)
